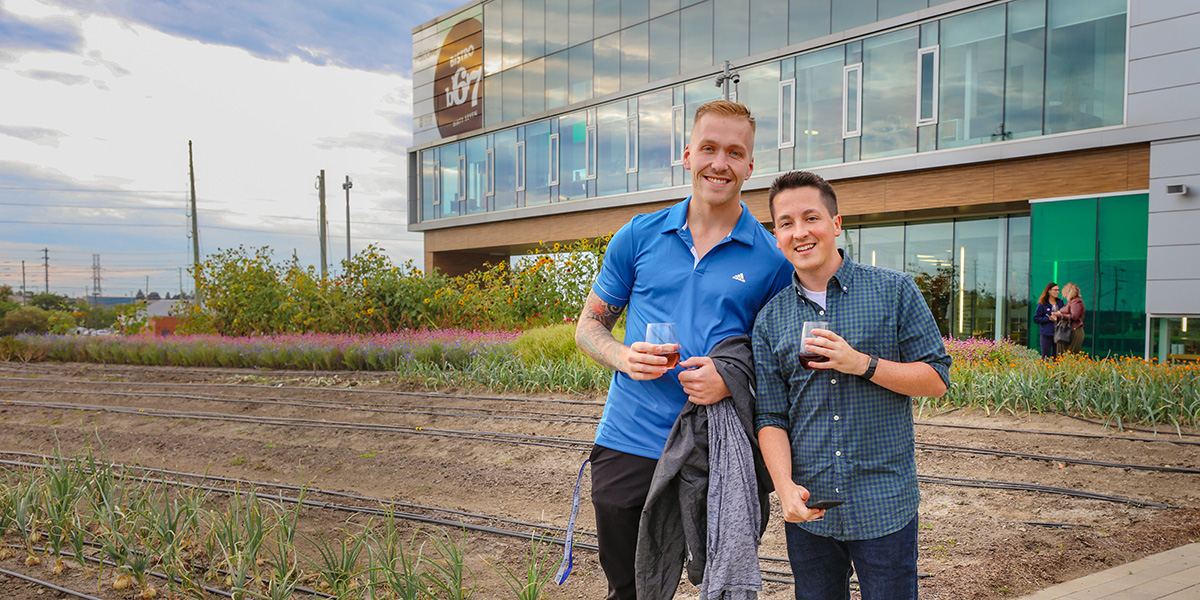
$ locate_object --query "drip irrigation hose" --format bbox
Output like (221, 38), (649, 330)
(0, 565), (108, 600)
(914, 441), (1200, 474)
(915, 421), (1200, 447)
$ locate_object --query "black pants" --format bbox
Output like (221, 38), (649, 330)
(1039, 334), (1057, 359)
(590, 445), (658, 600)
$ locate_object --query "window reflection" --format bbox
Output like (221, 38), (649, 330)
(1005, 0), (1045, 140)
(1044, 0), (1126, 134)
(493, 129), (519, 210)
(680, 1), (713, 74)
(938, 6), (1005, 148)
(1007, 215), (1030, 344)
(740, 63), (780, 174)
(858, 225), (904, 272)
(906, 221), (953, 336)
(465, 137), (488, 214)
(439, 145), (462, 217)
(639, 90), (674, 190)
(713, 0), (749, 67)
(861, 27), (917, 160)
(954, 219), (1005, 339)
(621, 23), (649, 90)
(594, 32), (621, 97)
(597, 103), (628, 196)
(796, 47), (844, 168)
(526, 121), (553, 205)
(559, 111), (590, 200)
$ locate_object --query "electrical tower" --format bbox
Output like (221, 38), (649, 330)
(92, 254), (102, 306)
(42, 248), (49, 294)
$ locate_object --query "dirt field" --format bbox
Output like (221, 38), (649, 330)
(2, 361), (1199, 599)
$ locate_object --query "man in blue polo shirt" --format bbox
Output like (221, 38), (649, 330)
(754, 171), (951, 600)
(575, 100), (793, 600)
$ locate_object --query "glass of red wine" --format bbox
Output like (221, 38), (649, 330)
(645, 322), (681, 369)
(799, 321), (830, 369)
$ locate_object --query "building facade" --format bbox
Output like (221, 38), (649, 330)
(408, 0), (1200, 360)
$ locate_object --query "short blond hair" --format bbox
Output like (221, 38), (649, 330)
(1062, 282), (1081, 300)
(693, 100), (756, 133)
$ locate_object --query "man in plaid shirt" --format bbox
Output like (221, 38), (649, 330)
(753, 171), (951, 600)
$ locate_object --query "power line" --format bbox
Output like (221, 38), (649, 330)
(0, 186), (185, 193)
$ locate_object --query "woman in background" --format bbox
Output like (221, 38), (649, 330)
(1055, 283), (1086, 355)
(1033, 282), (1064, 359)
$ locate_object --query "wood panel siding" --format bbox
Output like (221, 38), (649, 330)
(423, 144), (1150, 268)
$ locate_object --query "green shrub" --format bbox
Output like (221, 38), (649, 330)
(1, 306), (50, 335)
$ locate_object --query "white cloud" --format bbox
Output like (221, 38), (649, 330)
(0, 3), (422, 296)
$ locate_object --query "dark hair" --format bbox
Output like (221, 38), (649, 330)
(1037, 282), (1059, 305)
(693, 100), (756, 133)
(768, 171), (838, 220)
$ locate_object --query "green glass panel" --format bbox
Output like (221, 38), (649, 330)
(1095, 194), (1148, 357)
(1030, 198), (1097, 352)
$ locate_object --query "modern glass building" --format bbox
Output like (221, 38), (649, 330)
(408, 0), (1200, 360)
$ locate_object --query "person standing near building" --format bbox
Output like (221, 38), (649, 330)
(575, 100), (793, 600)
(753, 171), (951, 600)
(1033, 282), (1065, 359)
(1054, 282), (1086, 354)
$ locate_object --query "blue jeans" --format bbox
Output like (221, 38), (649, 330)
(784, 516), (918, 600)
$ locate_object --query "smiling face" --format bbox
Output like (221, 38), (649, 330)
(682, 113), (755, 209)
(1050, 285), (1060, 301)
(772, 185), (843, 288)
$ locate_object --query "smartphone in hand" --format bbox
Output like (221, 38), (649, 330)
(805, 499), (843, 510)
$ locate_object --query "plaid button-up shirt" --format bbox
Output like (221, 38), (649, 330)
(753, 254), (951, 541)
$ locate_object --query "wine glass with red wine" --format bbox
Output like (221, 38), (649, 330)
(800, 321), (830, 369)
(645, 322), (681, 368)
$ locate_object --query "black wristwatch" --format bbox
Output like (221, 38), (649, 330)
(861, 354), (879, 380)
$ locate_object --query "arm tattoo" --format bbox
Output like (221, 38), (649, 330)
(576, 291), (628, 372)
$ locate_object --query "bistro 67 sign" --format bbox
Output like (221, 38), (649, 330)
(435, 16), (484, 138)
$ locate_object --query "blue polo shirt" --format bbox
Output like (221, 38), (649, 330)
(592, 197), (793, 459)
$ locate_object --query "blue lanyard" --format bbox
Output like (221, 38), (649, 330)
(554, 458), (590, 585)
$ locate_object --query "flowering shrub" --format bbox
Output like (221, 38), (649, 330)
(185, 238), (608, 336)
(942, 336), (1040, 365)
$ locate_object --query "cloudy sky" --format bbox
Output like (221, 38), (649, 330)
(0, 0), (463, 299)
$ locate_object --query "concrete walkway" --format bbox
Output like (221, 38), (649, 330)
(1017, 543), (1200, 599)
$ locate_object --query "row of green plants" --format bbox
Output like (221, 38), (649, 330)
(182, 239), (607, 336)
(0, 451), (560, 599)
(6, 327), (1198, 427)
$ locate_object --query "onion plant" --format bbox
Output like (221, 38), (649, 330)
(423, 527), (476, 600)
(303, 521), (371, 598)
(488, 532), (557, 600)
(369, 510), (431, 600)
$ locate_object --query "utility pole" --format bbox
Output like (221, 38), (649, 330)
(145, 276), (150, 297)
(92, 254), (102, 306)
(316, 170), (327, 278)
(42, 247), (49, 294)
(189, 140), (202, 305)
(21, 260), (26, 304)
(343, 176), (353, 264)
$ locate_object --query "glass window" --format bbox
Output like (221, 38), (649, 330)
(503, 66), (523, 122)
(648, 13), (680, 83)
(626, 114), (638, 173)
(484, 74), (501, 127)
(594, 32), (621, 98)
(621, 23), (649, 90)
(439, 145), (461, 217)
(684, 77), (721, 142)
(843, 63), (861, 138)
(493, 129), (519, 210)
(650, 0), (677, 19)
(484, 0), (503, 75)
(861, 27), (918, 160)
(916, 46), (938, 125)
(639, 89), (674, 190)
(569, 42), (594, 104)
(549, 131), (560, 186)
(790, 0), (830, 46)
(680, 1), (714, 74)
(938, 5), (1006, 149)
(1005, 0), (1046, 140)
(1044, 0), (1126, 134)
(953, 219), (1005, 339)
(672, 103), (685, 165)
(797, 47), (844, 168)
(1006, 215), (1030, 345)
(465, 137), (488, 214)
(421, 149), (437, 220)
(502, 0), (523, 71)
(597, 102), (629, 196)
(905, 221), (954, 336)
(1150, 318), (1200, 364)
(740, 62), (780, 174)
(545, 0), (570, 54)
(622, 0), (648, 28)
(713, 0), (749, 67)
(524, 58), (546, 116)
(779, 78), (795, 148)
(559, 110), (590, 200)
(569, 0), (593, 46)
(516, 140), (526, 192)
(594, 0), (620, 38)
(546, 51), (569, 110)
(1030, 198), (1096, 351)
(858, 224), (904, 271)
(1096, 194), (1148, 357)
(832, 0), (875, 33)
(751, 0), (788, 56)
(879, 0), (927, 21)
(524, 0), (546, 61)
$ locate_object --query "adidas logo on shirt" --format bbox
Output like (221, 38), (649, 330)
(732, 272), (745, 283)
